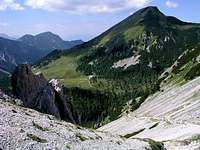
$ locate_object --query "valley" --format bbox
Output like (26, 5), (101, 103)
(0, 5), (200, 150)
(35, 6), (200, 128)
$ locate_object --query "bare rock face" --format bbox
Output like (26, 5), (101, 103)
(11, 64), (77, 124)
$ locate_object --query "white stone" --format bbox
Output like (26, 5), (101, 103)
(164, 36), (170, 42)
(112, 55), (141, 69)
(35, 72), (42, 75)
(147, 62), (153, 68)
(49, 79), (62, 92)
(196, 55), (200, 63)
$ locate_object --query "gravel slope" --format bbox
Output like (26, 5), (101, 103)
(99, 77), (200, 150)
(0, 98), (154, 150)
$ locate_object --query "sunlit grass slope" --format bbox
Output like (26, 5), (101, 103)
(35, 55), (90, 89)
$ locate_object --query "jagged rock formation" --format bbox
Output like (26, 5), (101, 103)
(0, 97), (162, 150)
(11, 64), (77, 124)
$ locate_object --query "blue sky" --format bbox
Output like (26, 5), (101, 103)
(0, 0), (199, 41)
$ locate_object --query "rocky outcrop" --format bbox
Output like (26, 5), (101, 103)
(11, 64), (77, 124)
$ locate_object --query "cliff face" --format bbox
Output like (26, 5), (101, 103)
(11, 64), (77, 124)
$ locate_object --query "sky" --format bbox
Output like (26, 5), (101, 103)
(0, 0), (199, 41)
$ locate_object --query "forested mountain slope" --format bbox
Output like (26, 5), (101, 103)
(99, 46), (200, 150)
(0, 37), (42, 72)
(35, 6), (200, 128)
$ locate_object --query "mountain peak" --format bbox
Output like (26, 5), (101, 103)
(121, 6), (170, 29)
(42, 31), (53, 34)
(36, 31), (61, 39)
(38, 31), (56, 36)
(131, 6), (165, 21)
(20, 34), (34, 39)
(0, 33), (16, 40)
(136, 6), (162, 15)
(141, 6), (159, 11)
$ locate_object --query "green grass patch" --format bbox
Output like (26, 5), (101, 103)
(147, 139), (164, 150)
(123, 26), (144, 41)
(98, 25), (144, 45)
(27, 133), (48, 143)
(165, 61), (199, 86)
(65, 144), (71, 149)
(0, 73), (11, 92)
(124, 128), (145, 138)
(75, 133), (88, 141)
(191, 135), (200, 141)
(184, 63), (200, 80)
(35, 55), (90, 89)
(32, 121), (49, 131)
(149, 122), (159, 129)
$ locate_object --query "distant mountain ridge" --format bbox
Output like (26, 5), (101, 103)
(0, 33), (16, 40)
(0, 37), (42, 72)
(18, 32), (84, 55)
(0, 32), (83, 73)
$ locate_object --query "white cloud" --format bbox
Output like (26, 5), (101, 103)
(25, 0), (151, 14)
(126, 0), (151, 8)
(0, 0), (24, 11)
(25, 0), (65, 11)
(166, 0), (178, 8)
(0, 22), (9, 27)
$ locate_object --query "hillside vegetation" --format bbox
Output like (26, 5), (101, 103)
(160, 44), (200, 86)
(35, 6), (200, 128)
(0, 72), (11, 91)
(99, 65), (200, 150)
